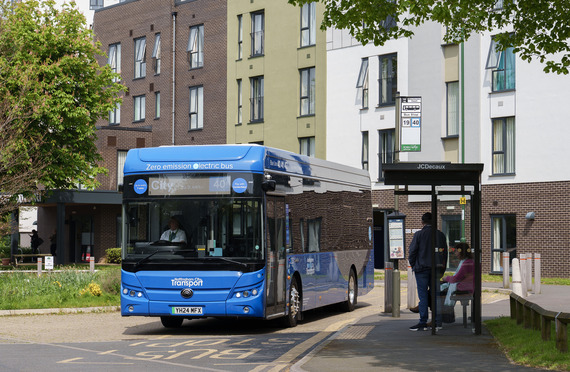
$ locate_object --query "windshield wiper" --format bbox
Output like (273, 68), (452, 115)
(134, 249), (173, 269)
(204, 257), (248, 268)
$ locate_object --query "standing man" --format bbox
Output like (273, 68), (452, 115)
(408, 212), (448, 331)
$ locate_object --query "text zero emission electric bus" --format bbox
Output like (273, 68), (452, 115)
(121, 145), (374, 328)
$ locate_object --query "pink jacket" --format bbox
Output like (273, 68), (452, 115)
(443, 258), (474, 293)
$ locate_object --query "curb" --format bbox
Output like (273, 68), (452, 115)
(0, 306), (120, 317)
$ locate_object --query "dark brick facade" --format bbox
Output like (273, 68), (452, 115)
(373, 180), (570, 278)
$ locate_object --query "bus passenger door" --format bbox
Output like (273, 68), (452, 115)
(265, 195), (287, 318)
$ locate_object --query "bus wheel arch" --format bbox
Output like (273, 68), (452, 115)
(343, 266), (358, 312)
(284, 273), (302, 327)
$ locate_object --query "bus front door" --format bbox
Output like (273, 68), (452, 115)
(265, 195), (287, 318)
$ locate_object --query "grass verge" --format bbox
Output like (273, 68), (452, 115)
(0, 265), (120, 310)
(485, 317), (570, 371)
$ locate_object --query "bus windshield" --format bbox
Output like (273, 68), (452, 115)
(122, 197), (263, 270)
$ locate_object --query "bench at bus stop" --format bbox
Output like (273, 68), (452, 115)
(13, 254), (53, 266)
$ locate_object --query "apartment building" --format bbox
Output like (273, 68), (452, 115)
(36, 0), (227, 263)
(227, 0), (327, 157)
(326, 21), (570, 277)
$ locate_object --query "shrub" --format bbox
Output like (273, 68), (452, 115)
(106, 247), (121, 264)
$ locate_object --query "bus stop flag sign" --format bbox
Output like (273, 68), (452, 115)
(400, 96), (421, 152)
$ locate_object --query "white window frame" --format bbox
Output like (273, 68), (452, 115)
(356, 58), (369, 109)
(152, 33), (161, 75)
(237, 15), (243, 60)
(155, 91), (160, 119)
(117, 150), (128, 190)
(134, 37), (146, 79)
(492, 117), (515, 175)
(300, 67), (315, 116)
(109, 103), (121, 125)
(446, 81), (459, 136)
(251, 11), (264, 57)
(250, 76), (264, 122)
(108, 43), (121, 82)
(134, 95), (145, 122)
(300, 2), (316, 47)
(300, 137), (315, 157)
(189, 85), (204, 130)
(237, 79), (242, 124)
(187, 25), (204, 69)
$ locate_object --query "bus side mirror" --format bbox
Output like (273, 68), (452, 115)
(261, 180), (276, 192)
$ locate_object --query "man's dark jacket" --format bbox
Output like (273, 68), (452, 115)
(408, 224), (448, 276)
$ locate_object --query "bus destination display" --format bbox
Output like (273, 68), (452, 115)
(148, 175), (231, 196)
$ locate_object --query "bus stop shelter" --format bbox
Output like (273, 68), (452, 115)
(382, 162), (484, 335)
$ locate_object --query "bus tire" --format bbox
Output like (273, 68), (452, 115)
(343, 269), (357, 312)
(160, 316), (184, 328)
(284, 279), (301, 327)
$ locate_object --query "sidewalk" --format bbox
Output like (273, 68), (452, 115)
(293, 283), (568, 372)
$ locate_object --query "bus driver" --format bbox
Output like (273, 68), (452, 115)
(160, 217), (187, 243)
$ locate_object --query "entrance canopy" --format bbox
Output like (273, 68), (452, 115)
(382, 162), (484, 335)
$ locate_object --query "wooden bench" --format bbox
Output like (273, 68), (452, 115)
(13, 254), (53, 266)
(450, 292), (474, 328)
(510, 292), (570, 353)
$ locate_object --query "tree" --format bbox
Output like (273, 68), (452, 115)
(0, 0), (123, 235)
(289, 0), (570, 74)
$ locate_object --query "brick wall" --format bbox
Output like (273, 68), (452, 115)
(374, 180), (570, 278)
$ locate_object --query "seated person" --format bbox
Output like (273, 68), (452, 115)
(160, 217), (187, 243)
(440, 242), (474, 307)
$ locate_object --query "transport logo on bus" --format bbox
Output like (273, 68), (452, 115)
(171, 277), (204, 287)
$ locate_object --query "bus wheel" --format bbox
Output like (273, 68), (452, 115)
(160, 316), (184, 328)
(343, 270), (357, 312)
(284, 279), (301, 327)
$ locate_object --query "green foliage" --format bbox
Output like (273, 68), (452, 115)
(105, 247), (122, 264)
(289, 0), (570, 74)
(485, 317), (570, 370)
(0, 236), (10, 257)
(0, 0), (124, 232)
(0, 266), (121, 309)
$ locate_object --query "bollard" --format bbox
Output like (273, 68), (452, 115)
(534, 253), (541, 294)
(512, 258), (523, 297)
(407, 264), (417, 309)
(520, 254), (528, 296)
(90, 256), (95, 273)
(384, 262), (393, 313)
(526, 253), (532, 291)
(502, 252), (510, 289)
(392, 269), (400, 318)
(37, 257), (42, 277)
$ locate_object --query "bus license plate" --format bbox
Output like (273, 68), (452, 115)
(172, 306), (203, 315)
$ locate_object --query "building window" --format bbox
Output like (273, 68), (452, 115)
(300, 67), (315, 116)
(441, 215), (461, 271)
(491, 215), (516, 273)
(117, 150), (128, 190)
(251, 11), (264, 57)
(134, 95), (146, 122)
(90, 0), (103, 10)
(446, 81), (459, 136)
(362, 131), (369, 170)
(155, 91), (160, 119)
(379, 53), (397, 105)
(356, 58), (369, 109)
(187, 25), (204, 69)
(492, 117), (515, 175)
(250, 76), (264, 122)
(486, 37), (515, 92)
(378, 129), (395, 181)
(299, 137), (315, 157)
(108, 43), (121, 82)
(189, 85), (204, 130)
(237, 15), (243, 60)
(134, 37), (146, 79)
(300, 2), (316, 47)
(109, 103), (121, 125)
(152, 33), (161, 75)
(237, 79), (242, 124)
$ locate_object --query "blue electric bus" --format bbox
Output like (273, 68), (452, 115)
(121, 145), (374, 328)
